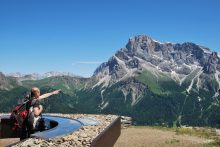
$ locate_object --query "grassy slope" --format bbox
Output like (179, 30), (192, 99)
(134, 70), (220, 127)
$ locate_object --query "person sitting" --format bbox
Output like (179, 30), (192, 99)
(21, 87), (61, 139)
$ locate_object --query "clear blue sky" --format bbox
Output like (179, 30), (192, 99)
(0, 0), (219, 77)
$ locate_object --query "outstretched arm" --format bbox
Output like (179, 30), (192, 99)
(38, 89), (61, 100)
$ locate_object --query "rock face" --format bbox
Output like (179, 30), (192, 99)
(93, 35), (220, 89)
(116, 78), (148, 106)
(121, 116), (132, 128)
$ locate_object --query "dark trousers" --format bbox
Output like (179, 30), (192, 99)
(20, 118), (30, 140)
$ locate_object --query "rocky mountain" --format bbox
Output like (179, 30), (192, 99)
(1, 35), (220, 127)
(93, 35), (220, 102)
(91, 35), (220, 126)
(94, 35), (219, 86)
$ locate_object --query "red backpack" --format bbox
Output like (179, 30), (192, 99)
(10, 99), (30, 131)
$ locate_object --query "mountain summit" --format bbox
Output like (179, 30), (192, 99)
(94, 35), (220, 94)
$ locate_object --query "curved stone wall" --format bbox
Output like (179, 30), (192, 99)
(0, 114), (120, 147)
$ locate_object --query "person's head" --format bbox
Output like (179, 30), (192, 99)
(31, 87), (40, 99)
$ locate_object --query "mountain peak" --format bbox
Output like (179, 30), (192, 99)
(126, 35), (157, 51)
(129, 35), (155, 42)
(93, 35), (219, 88)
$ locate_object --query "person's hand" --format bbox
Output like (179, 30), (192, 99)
(52, 89), (61, 95)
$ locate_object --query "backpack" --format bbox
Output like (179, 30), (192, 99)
(10, 99), (30, 131)
(11, 95), (45, 133)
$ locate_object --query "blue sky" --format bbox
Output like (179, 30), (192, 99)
(0, 0), (219, 77)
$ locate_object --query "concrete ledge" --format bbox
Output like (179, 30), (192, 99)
(91, 116), (121, 147)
